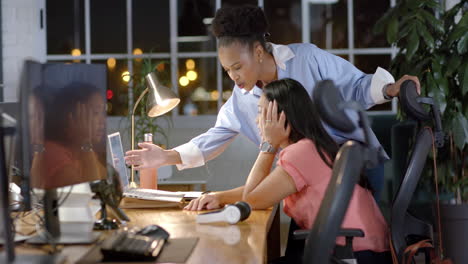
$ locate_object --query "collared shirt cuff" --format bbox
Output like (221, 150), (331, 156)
(370, 67), (395, 104)
(172, 142), (205, 170)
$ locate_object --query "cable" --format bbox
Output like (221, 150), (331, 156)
(427, 126), (445, 259)
(57, 185), (74, 207)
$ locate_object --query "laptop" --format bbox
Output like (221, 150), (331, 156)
(107, 132), (129, 188)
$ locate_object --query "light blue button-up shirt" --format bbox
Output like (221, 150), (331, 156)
(174, 43), (393, 170)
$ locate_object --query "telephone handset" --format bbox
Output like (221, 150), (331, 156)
(100, 226), (168, 262)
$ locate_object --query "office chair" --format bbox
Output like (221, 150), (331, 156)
(390, 80), (444, 263)
(291, 80), (384, 264)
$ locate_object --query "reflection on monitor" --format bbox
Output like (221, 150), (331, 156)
(107, 132), (129, 188)
(18, 60), (107, 245)
(29, 81), (107, 189)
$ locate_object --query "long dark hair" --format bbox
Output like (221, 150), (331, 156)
(212, 5), (269, 51)
(264, 78), (374, 192)
(263, 78), (338, 168)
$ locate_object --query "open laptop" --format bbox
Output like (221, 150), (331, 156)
(107, 132), (130, 188)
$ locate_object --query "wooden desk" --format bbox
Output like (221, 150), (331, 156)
(12, 205), (280, 264)
(122, 205), (279, 264)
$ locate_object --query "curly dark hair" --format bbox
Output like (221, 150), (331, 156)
(212, 5), (269, 50)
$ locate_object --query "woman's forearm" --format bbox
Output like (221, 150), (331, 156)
(242, 152), (276, 201)
(216, 186), (244, 205)
(164, 149), (182, 165)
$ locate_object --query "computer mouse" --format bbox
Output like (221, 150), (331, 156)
(136, 225), (170, 240)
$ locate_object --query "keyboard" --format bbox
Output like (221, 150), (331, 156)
(123, 188), (184, 202)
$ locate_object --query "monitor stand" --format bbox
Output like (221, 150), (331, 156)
(0, 254), (65, 264)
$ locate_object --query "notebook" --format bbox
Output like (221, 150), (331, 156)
(107, 132), (129, 187)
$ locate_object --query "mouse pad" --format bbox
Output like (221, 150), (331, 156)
(156, 237), (199, 263)
(77, 237), (199, 264)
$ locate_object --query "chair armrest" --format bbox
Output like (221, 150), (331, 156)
(292, 229), (309, 240)
(293, 228), (364, 241)
(338, 228), (364, 238)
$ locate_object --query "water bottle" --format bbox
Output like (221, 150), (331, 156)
(139, 133), (158, 189)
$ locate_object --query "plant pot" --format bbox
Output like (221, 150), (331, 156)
(440, 204), (468, 264)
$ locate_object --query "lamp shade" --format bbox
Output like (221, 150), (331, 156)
(145, 72), (180, 117)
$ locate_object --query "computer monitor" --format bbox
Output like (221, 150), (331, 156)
(18, 60), (107, 244)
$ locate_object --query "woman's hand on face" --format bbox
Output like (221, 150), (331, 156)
(183, 193), (222, 211)
(387, 75), (421, 98)
(261, 100), (291, 148)
(124, 142), (167, 169)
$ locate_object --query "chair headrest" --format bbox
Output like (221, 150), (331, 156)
(313, 80), (355, 133)
(399, 80), (430, 121)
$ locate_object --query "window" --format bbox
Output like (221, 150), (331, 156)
(46, 0), (396, 117)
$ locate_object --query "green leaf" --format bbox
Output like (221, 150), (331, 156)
(427, 74), (447, 113)
(448, 26), (468, 47)
(373, 9), (394, 35)
(463, 63), (468, 96)
(425, 0), (440, 9)
(414, 57), (431, 75)
(408, 0), (424, 9)
(416, 21), (435, 49)
(406, 29), (420, 61)
(457, 33), (468, 54)
(458, 11), (468, 28)
(452, 113), (468, 149)
(387, 18), (399, 44)
(446, 55), (462, 77)
(421, 10), (444, 34)
(398, 25), (413, 41)
(432, 61), (443, 81)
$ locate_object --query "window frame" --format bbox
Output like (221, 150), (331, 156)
(45, 0), (397, 122)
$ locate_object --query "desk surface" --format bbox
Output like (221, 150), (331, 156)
(123, 207), (277, 264)
(12, 205), (279, 264)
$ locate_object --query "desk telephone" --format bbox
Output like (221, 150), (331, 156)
(100, 225), (170, 262)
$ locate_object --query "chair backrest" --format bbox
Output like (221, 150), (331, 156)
(390, 80), (444, 262)
(302, 80), (373, 264)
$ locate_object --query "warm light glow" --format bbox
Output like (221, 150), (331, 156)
(133, 48), (143, 62)
(156, 63), (165, 72)
(179, 76), (189, 86)
(71, 48), (81, 57)
(159, 100), (170, 107)
(107, 58), (116, 69)
(133, 48), (143, 55)
(186, 70), (198, 81)
(122, 71), (131, 82)
(186, 59), (195, 70)
(210, 90), (219, 101)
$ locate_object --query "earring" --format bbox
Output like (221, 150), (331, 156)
(259, 59), (263, 64)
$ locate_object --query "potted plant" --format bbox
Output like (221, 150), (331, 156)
(374, 0), (467, 262)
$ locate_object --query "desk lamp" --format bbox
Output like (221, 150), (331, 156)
(130, 72), (180, 188)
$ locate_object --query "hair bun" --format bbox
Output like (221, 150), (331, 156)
(212, 5), (269, 38)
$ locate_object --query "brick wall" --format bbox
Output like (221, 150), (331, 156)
(1, 0), (45, 102)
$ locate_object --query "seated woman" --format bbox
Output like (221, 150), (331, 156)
(184, 78), (390, 263)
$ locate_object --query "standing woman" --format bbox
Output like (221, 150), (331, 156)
(125, 5), (419, 198)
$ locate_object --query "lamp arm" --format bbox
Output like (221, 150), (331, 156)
(132, 87), (149, 115)
(130, 87), (149, 188)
